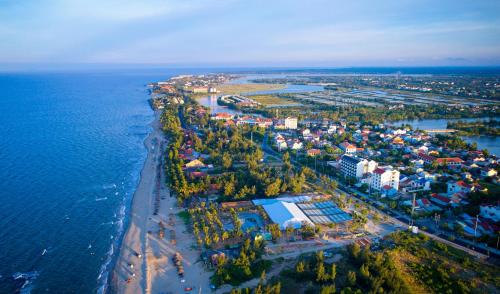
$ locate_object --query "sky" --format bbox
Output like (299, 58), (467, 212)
(1, 0), (500, 67)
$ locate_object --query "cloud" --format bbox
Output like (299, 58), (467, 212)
(0, 0), (499, 65)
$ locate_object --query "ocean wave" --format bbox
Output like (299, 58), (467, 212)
(95, 197), (108, 201)
(102, 183), (117, 189)
(95, 125), (149, 294)
(12, 271), (39, 294)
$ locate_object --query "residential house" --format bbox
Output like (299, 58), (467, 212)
(447, 180), (474, 195)
(306, 149), (321, 157)
(339, 142), (357, 155)
(480, 204), (500, 222)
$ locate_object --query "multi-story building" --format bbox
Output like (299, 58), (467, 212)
(371, 167), (400, 191)
(284, 117), (298, 130)
(340, 155), (377, 179)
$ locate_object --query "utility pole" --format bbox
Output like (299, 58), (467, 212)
(410, 193), (416, 227)
(434, 213), (440, 232)
(474, 214), (479, 244)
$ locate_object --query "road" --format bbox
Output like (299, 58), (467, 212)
(261, 132), (492, 260)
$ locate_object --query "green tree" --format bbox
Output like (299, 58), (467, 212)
(296, 261), (305, 273)
(347, 271), (356, 286)
(316, 262), (327, 282)
(330, 263), (336, 281)
(320, 284), (336, 294)
(222, 152), (233, 169)
(265, 178), (282, 197)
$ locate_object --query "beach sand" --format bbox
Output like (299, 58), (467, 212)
(111, 112), (162, 294)
(111, 112), (212, 294)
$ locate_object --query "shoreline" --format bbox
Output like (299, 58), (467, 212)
(109, 110), (163, 294)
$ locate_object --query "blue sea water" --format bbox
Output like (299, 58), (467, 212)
(0, 69), (205, 293)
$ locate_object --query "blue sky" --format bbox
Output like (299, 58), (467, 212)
(1, 0), (499, 67)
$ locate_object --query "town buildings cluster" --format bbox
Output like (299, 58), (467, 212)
(210, 111), (499, 239)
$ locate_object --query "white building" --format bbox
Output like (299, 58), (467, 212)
(262, 201), (314, 229)
(340, 155), (377, 179)
(284, 117), (298, 130)
(371, 167), (400, 191)
(339, 142), (357, 155)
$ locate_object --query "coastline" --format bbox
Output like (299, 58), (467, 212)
(110, 110), (163, 294)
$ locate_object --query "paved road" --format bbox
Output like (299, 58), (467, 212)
(260, 134), (491, 260)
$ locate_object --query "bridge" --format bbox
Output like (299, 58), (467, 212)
(425, 129), (457, 133)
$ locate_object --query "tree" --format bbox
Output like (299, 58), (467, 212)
(222, 152), (232, 169)
(316, 261), (327, 282)
(330, 263), (336, 281)
(296, 261), (305, 273)
(347, 271), (356, 286)
(260, 270), (266, 283)
(265, 178), (282, 197)
(268, 224), (282, 241)
(320, 284), (336, 294)
(349, 243), (361, 260)
(360, 263), (370, 279)
(286, 226), (295, 240)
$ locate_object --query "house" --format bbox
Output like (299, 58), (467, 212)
(399, 176), (431, 193)
(339, 142), (357, 155)
(430, 194), (454, 208)
(185, 159), (206, 169)
(211, 112), (234, 120)
(480, 204), (500, 222)
(307, 149), (321, 157)
(289, 140), (303, 150)
(380, 185), (398, 197)
(417, 152), (436, 164)
(435, 157), (464, 167)
(447, 181), (474, 195)
(480, 168), (498, 178)
(391, 137), (405, 148)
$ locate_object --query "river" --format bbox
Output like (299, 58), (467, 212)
(389, 118), (499, 156)
(196, 75), (323, 115)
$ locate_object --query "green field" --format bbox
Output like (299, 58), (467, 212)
(249, 94), (298, 106)
(217, 83), (286, 94)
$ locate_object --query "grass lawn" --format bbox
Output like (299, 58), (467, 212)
(248, 94), (299, 106)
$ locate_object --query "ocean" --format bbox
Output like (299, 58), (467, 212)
(0, 69), (201, 293)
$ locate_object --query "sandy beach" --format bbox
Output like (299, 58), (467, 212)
(111, 111), (163, 294)
(111, 112), (211, 294)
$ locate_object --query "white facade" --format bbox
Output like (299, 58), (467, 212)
(371, 167), (400, 191)
(284, 117), (298, 130)
(340, 156), (377, 179)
